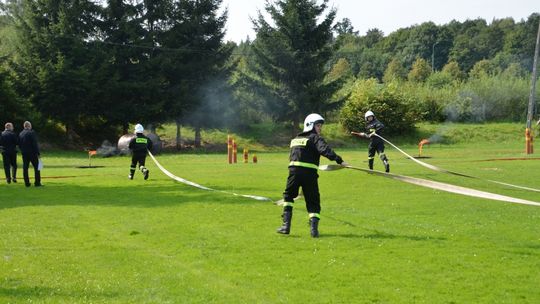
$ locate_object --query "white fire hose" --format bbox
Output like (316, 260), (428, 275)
(372, 133), (540, 193)
(148, 151), (272, 202)
(318, 165), (540, 207)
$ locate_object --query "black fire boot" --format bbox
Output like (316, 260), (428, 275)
(310, 217), (319, 238)
(277, 209), (292, 234)
(380, 154), (390, 173)
(143, 168), (150, 180)
(368, 159), (374, 170)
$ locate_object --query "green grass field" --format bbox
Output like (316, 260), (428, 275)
(1, 127), (540, 303)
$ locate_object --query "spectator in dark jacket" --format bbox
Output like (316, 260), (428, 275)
(1, 122), (18, 184)
(19, 121), (42, 187)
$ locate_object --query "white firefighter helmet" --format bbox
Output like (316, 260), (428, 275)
(303, 113), (325, 132)
(364, 110), (375, 120)
(134, 123), (144, 134)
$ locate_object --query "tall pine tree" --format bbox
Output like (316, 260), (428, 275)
(159, 0), (230, 147)
(8, 0), (102, 139)
(249, 0), (341, 129)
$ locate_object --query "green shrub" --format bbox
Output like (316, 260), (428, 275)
(402, 72), (536, 123)
(441, 61), (465, 81)
(426, 71), (454, 89)
(340, 79), (418, 134)
(457, 74), (531, 121)
(407, 57), (431, 83)
(383, 58), (407, 83)
(404, 83), (454, 122)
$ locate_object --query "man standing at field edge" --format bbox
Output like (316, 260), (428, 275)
(1, 122), (19, 184)
(19, 121), (42, 187)
(277, 113), (347, 238)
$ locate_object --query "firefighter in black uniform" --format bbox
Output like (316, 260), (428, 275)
(1, 122), (18, 184)
(128, 124), (153, 180)
(352, 110), (390, 173)
(277, 113), (347, 238)
(19, 121), (42, 187)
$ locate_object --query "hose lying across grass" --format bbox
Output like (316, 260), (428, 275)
(372, 134), (540, 193)
(319, 164), (540, 207)
(148, 151), (272, 202)
(149, 148), (538, 206)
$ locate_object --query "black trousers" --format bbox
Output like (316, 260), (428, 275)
(2, 151), (17, 181)
(130, 154), (147, 174)
(22, 153), (40, 186)
(283, 167), (321, 214)
(368, 141), (386, 158)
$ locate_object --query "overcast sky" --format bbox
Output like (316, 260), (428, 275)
(221, 0), (539, 43)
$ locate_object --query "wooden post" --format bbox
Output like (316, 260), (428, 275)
(243, 148), (248, 163)
(526, 128), (534, 154)
(233, 140), (237, 163)
(227, 135), (232, 164)
(525, 19), (540, 154)
(88, 150), (96, 167)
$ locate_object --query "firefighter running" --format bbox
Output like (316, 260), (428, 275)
(352, 110), (390, 173)
(128, 124), (153, 180)
(277, 113), (347, 238)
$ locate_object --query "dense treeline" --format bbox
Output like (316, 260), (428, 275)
(0, 0), (538, 145)
(1, 0), (232, 146)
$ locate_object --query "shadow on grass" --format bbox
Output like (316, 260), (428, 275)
(502, 244), (540, 257)
(319, 225), (446, 240)
(325, 215), (357, 227)
(41, 164), (99, 168)
(362, 229), (446, 241)
(0, 181), (270, 210)
(525, 244), (540, 250)
(0, 285), (119, 300)
(503, 249), (540, 257)
(321, 230), (446, 241)
(321, 233), (363, 239)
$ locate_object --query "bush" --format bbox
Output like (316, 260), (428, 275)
(441, 61), (465, 81)
(407, 57), (431, 83)
(402, 73), (535, 123)
(383, 58), (406, 83)
(404, 83), (454, 122)
(340, 79), (418, 134)
(426, 71), (454, 89)
(457, 75), (531, 121)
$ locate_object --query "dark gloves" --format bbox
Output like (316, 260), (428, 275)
(335, 156), (343, 164)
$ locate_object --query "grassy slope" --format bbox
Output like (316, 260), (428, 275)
(1, 123), (540, 303)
